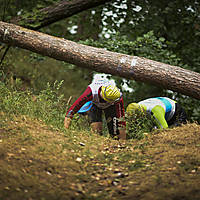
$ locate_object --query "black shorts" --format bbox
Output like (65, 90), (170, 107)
(88, 104), (119, 137)
(167, 103), (187, 127)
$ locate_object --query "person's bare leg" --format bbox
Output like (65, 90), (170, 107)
(90, 122), (103, 135)
(118, 129), (126, 140)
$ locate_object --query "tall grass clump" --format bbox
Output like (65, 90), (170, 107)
(126, 110), (155, 139)
(70, 113), (91, 131)
(0, 79), (67, 129)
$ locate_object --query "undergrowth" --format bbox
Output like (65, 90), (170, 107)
(126, 110), (155, 140)
(0, 79), (66, 130)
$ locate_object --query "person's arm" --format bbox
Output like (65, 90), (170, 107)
(64, 87), (93, 129)
(115, 96), (126, 139)
(151, 105), (168, 129)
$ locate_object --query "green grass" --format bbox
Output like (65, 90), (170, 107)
(0, 79), (67, 130)
(125, 110), (155, 139)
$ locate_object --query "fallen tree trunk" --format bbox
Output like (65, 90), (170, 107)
(0, 21), (200, 100)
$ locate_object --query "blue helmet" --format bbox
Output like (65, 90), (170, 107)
(78, 101), (93, 113)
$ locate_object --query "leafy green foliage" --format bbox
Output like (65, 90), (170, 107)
(0, 77), (92, 133)
(0, 0), (51, 22)
(81, 31), (181, 65)
(0, 48), (89, 98)
(0, 79), (66, 129)
(103, 0), (200, 73)
(70, 113), (90, 131)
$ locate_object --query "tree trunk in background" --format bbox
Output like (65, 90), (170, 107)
(76, 11), (89, 41)
(10, 0), (112, 30)
(0, 21), (200, 100)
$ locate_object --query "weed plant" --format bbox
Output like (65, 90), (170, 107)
(126, 110), (155, 140)
(0, 78), (67, 130)
(70, 113), (90, 131)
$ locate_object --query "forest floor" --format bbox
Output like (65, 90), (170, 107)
(0, 111), (200, 200)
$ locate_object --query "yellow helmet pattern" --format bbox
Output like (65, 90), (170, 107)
(101, 85), (121, 102)
(126, 103), (141, 113)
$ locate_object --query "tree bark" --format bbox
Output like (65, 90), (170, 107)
(11, 0), (112, 30)
(0, 21), (200, 100)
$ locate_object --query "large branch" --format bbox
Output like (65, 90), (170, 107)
(11, 0), (112, 30)
(0, 21), (200, 100)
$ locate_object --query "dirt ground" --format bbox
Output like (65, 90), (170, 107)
(0, 112), (200, 200)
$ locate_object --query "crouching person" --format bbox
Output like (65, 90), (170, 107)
(64, 78), (126, 140)
(126, 97), (187, 129)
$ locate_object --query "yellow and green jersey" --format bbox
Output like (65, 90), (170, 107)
(138, 97), (176, 129)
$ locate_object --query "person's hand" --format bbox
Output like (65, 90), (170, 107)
(64, 117), (71, 129)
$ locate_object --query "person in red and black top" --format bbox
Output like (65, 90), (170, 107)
(64, 78), (126, 139)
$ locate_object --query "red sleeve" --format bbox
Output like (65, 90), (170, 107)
(66, 87), (93, 119)
(115, 96), (126, 127)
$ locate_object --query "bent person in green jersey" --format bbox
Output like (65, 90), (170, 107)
(126, 97), (187, 129)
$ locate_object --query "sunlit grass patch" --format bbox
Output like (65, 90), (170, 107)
(0, 80), (67, 130)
